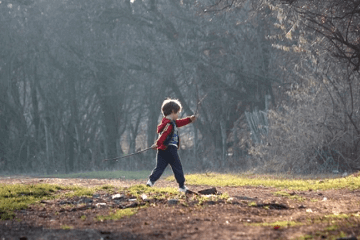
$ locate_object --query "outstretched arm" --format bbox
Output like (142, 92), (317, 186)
(176, 116), (196, 128)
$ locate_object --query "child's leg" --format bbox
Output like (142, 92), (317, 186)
(148, 150), (168, 183)
(167, 146), (185, 188)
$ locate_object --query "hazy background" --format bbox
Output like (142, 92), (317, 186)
(1, 0), (359, 175)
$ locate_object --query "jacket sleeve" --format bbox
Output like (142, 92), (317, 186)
(156, 123), (173, 150)
(175, 117), (192, 128)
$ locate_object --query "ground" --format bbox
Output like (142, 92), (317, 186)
(1, 176), (360, 240)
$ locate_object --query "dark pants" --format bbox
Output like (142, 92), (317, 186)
(149, 145), (185, 188)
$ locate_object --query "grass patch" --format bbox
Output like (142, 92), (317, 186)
(273, 191), (305, 201)
(297, 231), (351, 240)
(61, 225), (73, 230)
(0, 183), (61, 220)
(323, 213), (360, 219)
(44, 170), (152, 180)
(0, 183), (107, 220)
(96, 208), (137, 221)
(249, 220), (304, 227)
(61, 186), (96, 198)
(169, 173), (360, 190)
(126, 184), (178, 199)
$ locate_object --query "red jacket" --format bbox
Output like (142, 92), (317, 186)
(155, 117), (192, 150)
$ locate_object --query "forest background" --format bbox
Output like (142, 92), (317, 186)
(1, 0), (359, 175)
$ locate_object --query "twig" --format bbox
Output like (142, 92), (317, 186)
(102, 147), (152, 162)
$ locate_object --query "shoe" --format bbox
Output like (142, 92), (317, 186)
(146, 179), (154, 187)
(178, 186), (188, 193)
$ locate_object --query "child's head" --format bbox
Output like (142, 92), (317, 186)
(161, 98), (182, 117)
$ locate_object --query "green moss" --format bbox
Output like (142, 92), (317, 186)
(0, 183), (103, 220)
(297, 234), (313, 240)
(248, 201), (257, 207)
(61, 225), (73, 230)
(323, 213), (360, 219)
(96, 208), (137, 221)
(0, 183), (62, 220)
(168, 173), (360, 190)
(325, 225), (339, 231)
(62, 186), (95, 198)
(249, 220), (304, 227)
(127, 184), (178, 199)
(273, 191), (305, 201)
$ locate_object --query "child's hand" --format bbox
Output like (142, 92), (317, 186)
(151, 144), (158, 150)
(190, 115), (197, 122)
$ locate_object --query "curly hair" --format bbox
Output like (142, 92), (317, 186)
(161, 98), (182, 116)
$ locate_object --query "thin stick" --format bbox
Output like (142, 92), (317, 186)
(102, 147), (152, 162)
(194, 92), (209, 116)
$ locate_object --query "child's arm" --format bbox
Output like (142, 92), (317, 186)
(176, 115), (196, 127)
(155, 123), (174, 150)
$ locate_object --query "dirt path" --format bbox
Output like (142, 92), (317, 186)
(1, 177), (360, 240)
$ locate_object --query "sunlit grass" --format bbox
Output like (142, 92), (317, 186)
(0, 183), (114, 220)
(127, 184), (178, 198)
(0, 181), (184, 221)
(0, 183), (61, 220)
(61, 225), (73, 230)
(167, 173), (360, 190)
(273, 191), (306, 201)
(44, 170), (151, 180)
(96, 208), (137, 221)
(249, 220), (305, 227)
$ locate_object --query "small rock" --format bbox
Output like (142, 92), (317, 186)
(306, 209), (313, 213)
(168, 199), (179, 205)
(298, 205), (306, 209)
(96, 203), (106, 208)
(198, 187), (217, 195)
(78, 197), (93, 204)
(128, 198), (137, 202)
(123, 202), (138, 208)
(203, 194), (215, 198)
(204, 201), (216, 205)
(111, 194), (125, 200)
(234, 196), (257, 201)
(322, 197), (327, 201)
(92, 194), (100, 198)
(140, 194), (148, 200)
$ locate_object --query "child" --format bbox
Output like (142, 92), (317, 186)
(146, 98), (196, 192)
